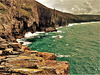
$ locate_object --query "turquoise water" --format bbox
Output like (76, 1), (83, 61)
(28, 22), (100, 74)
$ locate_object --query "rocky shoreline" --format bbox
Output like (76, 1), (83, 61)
(0, 0), (70, 74)
(0, 37), (69, 75)
(0, 0), (100, 75)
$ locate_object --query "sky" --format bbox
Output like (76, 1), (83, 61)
(36, 0), (100, 14)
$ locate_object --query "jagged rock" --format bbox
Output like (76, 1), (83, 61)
(44, 60), (69, 75)
(38, 52), (56, 60)
(0, 43), (69, 75)
(9, 43), (22, 48)
(0, 65), (5, 69)
(6, 60), (38, 69)
(0, 44), (9, 50)
(41, 66), (57, 74)
(5, 48), (13, 53)
(0, 37), (7, 44)
(0, 51), (3, 55)
(45, 27), (57, 32)
(2, 50), (9, 55)
(6, 55), (18, 58)
(11, 51), (20, 55)
(0, 0), (99, 43)
(24, 50), (38, 56)
(21, 45), (31, 52)
(12, 68), (43, 75)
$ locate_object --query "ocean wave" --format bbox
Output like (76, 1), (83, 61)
(58, 35), (63, 39)
(51, 35), (63, 39)
(68, 21), (100, 27)
(16, 39), (32, 45)
(57, 30), (63, 33)
(56, 53), (71, 58)
(52, 36), (58, 38)
(24, 32), (39, 38)
(56, 26), (63, 29)
(24, 31), (46, 39)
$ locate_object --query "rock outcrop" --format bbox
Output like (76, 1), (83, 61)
(0, 42), (69, 75)
(0, 0), (100, 75)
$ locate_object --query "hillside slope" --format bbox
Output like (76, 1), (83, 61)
(0, 0), (100, 42)
(0, 0), (100, 75)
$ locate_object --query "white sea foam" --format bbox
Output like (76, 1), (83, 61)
(56, 26), (63, 29)
(45, 33), (48, 35)
(68, 22), (100, 27)
(17, 31), (46, 45)
(57, 30), (62, 33)
(51, 35), (63, 39)
(22, 42), (32, 45)
(58, 35), (63, 39)
(24, 31), (45, 39)
(17, 39), (32, 45)
(68, 24), (74, 26)
(16, 39), (23, 43)
(66, 44), (69, 46)
(56, 53), (71, 58)
(24, 32), (39, 38)
(35, 32), (45, 34)
(52, 36), (57, 38)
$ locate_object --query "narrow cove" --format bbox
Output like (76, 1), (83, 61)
(18, 22), (100, 74)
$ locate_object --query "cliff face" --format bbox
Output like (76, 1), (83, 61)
(0, 1), (70, 74)
(0, 0), (100, 75)
(0, 0), (38, 42)
(0, 0), (100, 42)
(0, 0), (68, 42)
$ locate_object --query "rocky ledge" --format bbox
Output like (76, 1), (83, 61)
(0, 37), (69, 75)
(0, 0), (100, 75)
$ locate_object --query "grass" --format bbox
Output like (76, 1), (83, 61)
(0, 2), (7, 13)
(28, 22), (100, 74)
(16, 8), (31, 16)
(0, 2), (7, 9)
(0, 10), (5, 13)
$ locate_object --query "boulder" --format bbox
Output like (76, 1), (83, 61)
(44, 60), (69, 75)
(21, 45), (31, 52)
(11, 51), (20, 55)
(7, 60), (38, 68)
(5, 48), (13, 53)
(2, 50), (9, 55)
(0, 44), (9, 50)
(41, 66), (57, 74)
(0, 37), (7, 44)
(24, 50), (38, 55)
(9, 43), (22, 48)
(37, 52), (56, 60)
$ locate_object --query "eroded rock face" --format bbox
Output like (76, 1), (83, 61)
(0, 0), (100, 75)
(0, 0), (100, 42)
(0, 43), (69, 75)
(0, 0), (67, 42)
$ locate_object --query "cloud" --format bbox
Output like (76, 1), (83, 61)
(36, 0), (100, 14)
(60, 0), (64, 2)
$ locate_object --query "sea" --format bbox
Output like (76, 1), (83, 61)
(17, 22), (100, 74)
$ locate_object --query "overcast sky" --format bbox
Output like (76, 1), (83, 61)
(36, 0), (100, 14)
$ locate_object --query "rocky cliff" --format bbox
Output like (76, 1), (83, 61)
(0, 0), (100, 42)
(0, 0), (100, 75)
(0, 0), (70, 74)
